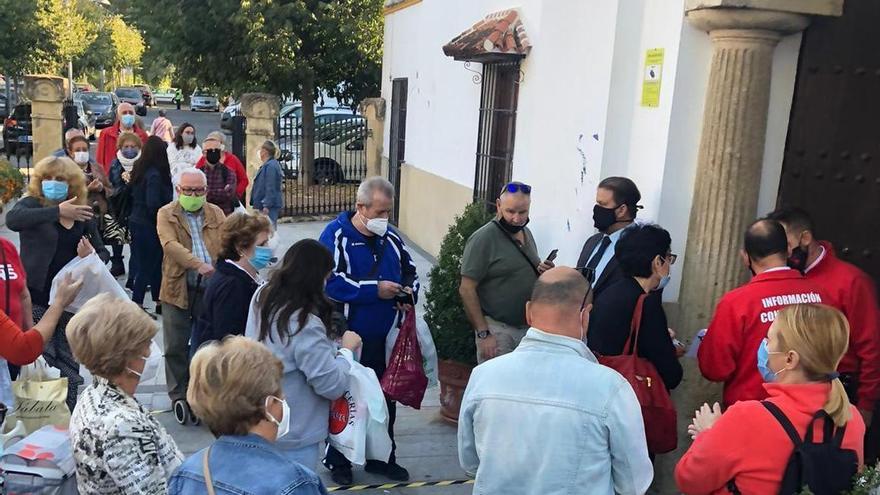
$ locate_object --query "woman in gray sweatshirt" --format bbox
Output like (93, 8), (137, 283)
(245, 239), (362, 471)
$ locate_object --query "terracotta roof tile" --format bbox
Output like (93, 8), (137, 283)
(443, 9), (531, 62)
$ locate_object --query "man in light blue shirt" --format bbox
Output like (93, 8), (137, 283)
(458, 267), (653, 495)
(576, 177), (642, 299)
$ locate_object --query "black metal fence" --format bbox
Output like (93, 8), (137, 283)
(230, 108), (368, 218)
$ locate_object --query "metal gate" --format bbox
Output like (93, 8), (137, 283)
(778, 0), (880, 290)
(388, 79), (408, 224)
(276, 106), (367, 217)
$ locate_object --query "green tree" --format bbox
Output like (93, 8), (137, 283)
(0, 0), (50, 77)
(119, 0), (383, 184)
(36, 0), (97, 75)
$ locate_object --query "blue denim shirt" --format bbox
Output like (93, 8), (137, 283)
(458, 328), (654, 495)
(168, 434), (328, 495)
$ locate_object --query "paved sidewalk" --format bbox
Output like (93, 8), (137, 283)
(0, 218), (471, 494)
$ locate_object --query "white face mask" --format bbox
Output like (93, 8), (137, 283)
(363, 216), (389, 237)
(127, 341), (162, 382)
(182, 133), (195, 145)
(73, 151), (90, 165)
(265, 396), (291, 439)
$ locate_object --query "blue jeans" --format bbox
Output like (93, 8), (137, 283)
(267, 207), (280, 228)
(278, 442), (321, 472)
(129, 221), (162, 306)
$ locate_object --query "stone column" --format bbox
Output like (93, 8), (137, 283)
(240, 93), (280, 207)
(661, 2), (841, 491)
(359, 98), (386, 178)
(24, 75), (68, 162)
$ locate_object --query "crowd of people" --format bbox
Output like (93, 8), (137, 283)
(0, 102), (878, 494)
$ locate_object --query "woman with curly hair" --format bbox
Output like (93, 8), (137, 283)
(7, 155), (110, 410)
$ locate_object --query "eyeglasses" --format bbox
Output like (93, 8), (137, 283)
(502, 182), (532, 195)
(666, 253), (678, 265)
(580, 282), (594, 311)
(576, 266), (596, 284)
(180, 187), (207, 196)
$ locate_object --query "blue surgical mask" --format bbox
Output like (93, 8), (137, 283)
(656, 275), (671, 291)
(121, 148), (139, 159)
(41, 180), (69, 201)
(121, 114), (135, 128)
(757, 338), (787, 382)
(249, 246), (274, 271)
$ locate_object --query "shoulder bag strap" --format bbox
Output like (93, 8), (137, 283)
(1, 245), (10, 315)
(761, 401), (803, 447)
(623, 293), (648, 355)
(202, 445), (216, 495)
(492, 221), (540, 276)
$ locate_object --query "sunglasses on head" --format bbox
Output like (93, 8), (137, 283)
(503, 182), (532, 195)
(577, 266), (597, 284)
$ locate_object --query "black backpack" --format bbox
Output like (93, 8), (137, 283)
(728, 401), (858, 495)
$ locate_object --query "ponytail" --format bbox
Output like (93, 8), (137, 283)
(775, 304), (853, 427)
(825, 377), (852, 427)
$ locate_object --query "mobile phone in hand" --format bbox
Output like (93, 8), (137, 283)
(546, 249), (559, 262)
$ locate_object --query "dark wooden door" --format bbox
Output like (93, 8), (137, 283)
(779, 0), (880, 291)
(388, 78), (407, 225)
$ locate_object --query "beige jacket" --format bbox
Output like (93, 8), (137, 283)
(157, 201), (224, 309)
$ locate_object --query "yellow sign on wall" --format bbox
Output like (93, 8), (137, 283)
(641, 48), (664, 108)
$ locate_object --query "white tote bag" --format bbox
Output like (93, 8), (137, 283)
(48, 252), (129, 313)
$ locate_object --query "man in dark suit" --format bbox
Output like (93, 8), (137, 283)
(576, 177), (642, 299)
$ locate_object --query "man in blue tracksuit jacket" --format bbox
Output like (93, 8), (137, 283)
(319, 177), (419, 485)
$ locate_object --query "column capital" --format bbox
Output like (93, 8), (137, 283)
(240, 93), (280, 120)
(685, 0), (843, 17)
(686, 8), (810, 36)
(23, 75), (68, 103)
(359, 97), (386, 120)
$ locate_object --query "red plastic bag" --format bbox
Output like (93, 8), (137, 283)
(381, 310), (428, 409)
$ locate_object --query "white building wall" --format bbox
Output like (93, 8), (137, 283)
(380, 0), (802, 302)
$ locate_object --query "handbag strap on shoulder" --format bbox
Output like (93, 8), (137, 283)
(202, 445), (216, 495)
(623, 293), (648, 355)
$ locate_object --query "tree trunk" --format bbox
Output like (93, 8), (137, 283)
(301, 73), (316, 186)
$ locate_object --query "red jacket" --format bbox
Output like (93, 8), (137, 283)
(699, 268), (835, 406)
(196, 152), (249, 197)
(675, 383), (865, 495)
(0, 238), (27, 328)
(96, 122), (149, 174)
(806, 241), (880, 411)
(0, 310), (44, 366)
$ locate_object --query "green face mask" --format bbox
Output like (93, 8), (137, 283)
(179, 194), (206, 212)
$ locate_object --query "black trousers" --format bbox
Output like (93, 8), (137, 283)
(325, 336), (398, 468)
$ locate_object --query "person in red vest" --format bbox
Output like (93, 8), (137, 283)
(195, 131), (248, 205)
(768, 207), (880, 425)
(96, 103), (149, 174)
(698, 219), (836, 407)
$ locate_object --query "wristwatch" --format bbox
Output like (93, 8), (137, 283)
(476, 329), (491, 340)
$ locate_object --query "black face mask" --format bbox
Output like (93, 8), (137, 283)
(498, 216), (529, 235)
(593, 204), (618, 232)
(787, 246), (809, 274)
(206, 149), (222, 165)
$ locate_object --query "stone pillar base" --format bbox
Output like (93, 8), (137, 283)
(240, 93), (280, 208)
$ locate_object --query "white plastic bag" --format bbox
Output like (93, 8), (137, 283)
(48, 252), (129, 313)
(385, 313), (439, 388)
(328, 352), (392, 465)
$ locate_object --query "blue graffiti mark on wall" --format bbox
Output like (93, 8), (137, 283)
(577, 134), (587, 183)
(593, 133), (600, 141)
(567, 219), (571, 232)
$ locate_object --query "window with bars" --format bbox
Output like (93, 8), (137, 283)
(473, 61), (521, 211)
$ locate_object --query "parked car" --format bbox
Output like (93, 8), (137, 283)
(133, 84), (154, 107)
(114, 87), (148, 116)
(153, 87), (178, 104)
(190, 90), (219, 112)
(220, 102), (241, 130)
(80, 92), (119, 129)
(75, 83), (96, 93)
(75, 101), (96, 140)
(278, 122), (367, 184)
(3, 102), (32, 154)
(279, 109), (360, 139)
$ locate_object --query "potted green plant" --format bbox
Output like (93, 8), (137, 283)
(0, 158), (24, 227)
(424, 201), (491, 423)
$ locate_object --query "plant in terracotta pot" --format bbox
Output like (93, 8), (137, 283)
(424, 201), (491, 423)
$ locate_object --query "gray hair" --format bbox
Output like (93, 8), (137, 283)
(357, 176), (395, 206)
(261, 140), (278, 159)
(205, 131), (226, 145)
(177, 167), (207, 184)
